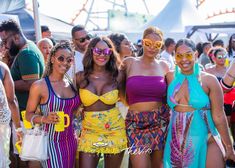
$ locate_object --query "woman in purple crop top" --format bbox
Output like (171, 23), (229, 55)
(120, 26), (170, 167)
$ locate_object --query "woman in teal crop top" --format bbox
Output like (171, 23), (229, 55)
(163, 39), (235, 168)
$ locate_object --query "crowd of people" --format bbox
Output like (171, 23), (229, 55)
(0, 19), (235, 168)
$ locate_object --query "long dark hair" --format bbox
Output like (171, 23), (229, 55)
(228, 34), (235, 57)
(80, 36), (119, 88)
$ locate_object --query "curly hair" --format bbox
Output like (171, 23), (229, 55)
(108, 33), (127, 53)
(0, 19), (22, 34)
(43, 41), (73, 77)
(80, 36), (119, 88)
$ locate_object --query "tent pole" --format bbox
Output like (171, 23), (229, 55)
(32, 0), (41, 42)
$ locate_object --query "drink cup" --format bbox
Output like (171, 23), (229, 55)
(55, 111), (70, 132)
(21, 111), (32, 129)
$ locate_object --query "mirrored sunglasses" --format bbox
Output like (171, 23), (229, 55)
(216, 54), (227, 59)
(142, 39), (163, 50)
(92, 48), (113, 56)
(56, 56), (74, 64)
(175, 53), (194, 61)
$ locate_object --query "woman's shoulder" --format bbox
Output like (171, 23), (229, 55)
(166, 71), (175, 85)
(31, 78), (47, 91)
(205, 65), (215, 74)
(200, 71), (218, 85)
(122, 56), (138, 64)
(157, 59), (170, 72)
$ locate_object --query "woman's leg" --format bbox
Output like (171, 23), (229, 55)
(129, 153), (151, 168)
(104, 151), (124, 168)
(79, 152), (100, 168)
(150, 150), (163, 168)
(206, 137), (224, 168)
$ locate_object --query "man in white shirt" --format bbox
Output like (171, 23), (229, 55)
(67, 25), (91, 78)
(198, 42), (212, 68)
(160, 38), (175, 70)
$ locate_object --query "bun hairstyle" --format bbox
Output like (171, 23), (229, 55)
(143, 26), (163, 40)
(175, 38), (196, 52)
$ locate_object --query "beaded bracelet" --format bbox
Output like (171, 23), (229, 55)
(30, 114), (40, 127)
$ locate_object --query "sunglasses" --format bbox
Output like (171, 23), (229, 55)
(142, 39), (163, 50)
(216, 54), (227, 59)
(92, 48), (113, 56)
(55, 56), (74, 64)
(77, 35), (91, 43)
(175, 53), (194, 61)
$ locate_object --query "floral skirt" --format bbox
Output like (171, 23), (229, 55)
(125, 104), (169, 153)
(78, 107), (127, 154)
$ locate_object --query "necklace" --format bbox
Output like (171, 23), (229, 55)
(91, 73), (104, 79)
(49, 76), (64, 83)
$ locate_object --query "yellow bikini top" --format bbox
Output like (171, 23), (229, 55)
(79, 89), (119, 106)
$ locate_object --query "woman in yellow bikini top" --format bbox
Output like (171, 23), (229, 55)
(76, 36), (127, 168)
(79, 89), (119, 107)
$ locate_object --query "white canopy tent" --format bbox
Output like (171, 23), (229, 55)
(140, 0), (209, 40)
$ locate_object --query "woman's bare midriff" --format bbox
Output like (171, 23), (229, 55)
(174, 105), (196, 112)
(128, 101), (163, 112)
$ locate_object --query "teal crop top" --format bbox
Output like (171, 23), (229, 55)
(167, 64), (210, 110)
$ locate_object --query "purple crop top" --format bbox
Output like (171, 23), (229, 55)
(126, 76), (167, 105)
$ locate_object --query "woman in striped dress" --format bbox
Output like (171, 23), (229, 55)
(26, 41), (80, 168)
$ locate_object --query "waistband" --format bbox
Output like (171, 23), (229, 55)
(84, 107), (118, 113)
(128, 103), (168, 113)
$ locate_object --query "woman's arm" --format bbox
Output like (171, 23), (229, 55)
(2, 64), (21, 129)
(118, 69), (128, 106)
(26, 80), (58, 125)
(207, 75), (235, 160)
(118, 57), (133, 106)
(222, 60), (235, 91)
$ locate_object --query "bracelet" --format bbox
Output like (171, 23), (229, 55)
(40, 116), (44, 125)
(226, 144), (234, 150)
(15, 127), (23, 133)
(220, 79), (233, 91)
(30, 114), (40, 127)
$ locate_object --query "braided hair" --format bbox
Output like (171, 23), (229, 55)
(42, 41), (73, 77)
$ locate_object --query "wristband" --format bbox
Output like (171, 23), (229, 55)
(30, 114), (40, 127)
(15, 127), (23, 133)
(220, 79), (233, 91)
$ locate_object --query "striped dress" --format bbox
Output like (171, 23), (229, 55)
(41, 77), (80, 168)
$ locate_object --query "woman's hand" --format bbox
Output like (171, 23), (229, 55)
(225, 147), (235, 162)
(16, 130), (23, 142)
(44, 112), (59, 124)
